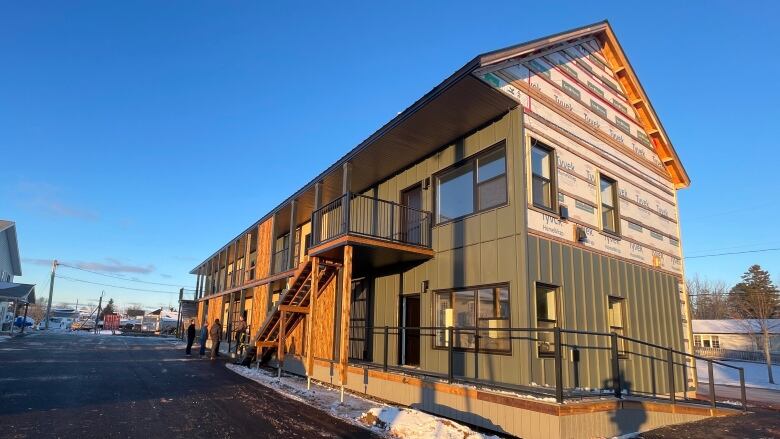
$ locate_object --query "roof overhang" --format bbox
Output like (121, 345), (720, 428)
(0, 281), (36, 304)
(191, 60), (517, 272)
(0, 221), (22, 276)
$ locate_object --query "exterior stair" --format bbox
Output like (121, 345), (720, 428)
(251, 257), (340, 364)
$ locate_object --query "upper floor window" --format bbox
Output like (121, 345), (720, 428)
(436, 143), (507, 223)
(531, 140), (555, 211)
(600, 175), (619, 235)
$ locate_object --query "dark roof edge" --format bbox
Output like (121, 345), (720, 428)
(190, 57), (482, 273)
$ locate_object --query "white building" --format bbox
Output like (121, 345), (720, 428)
(692, 319), (780, 353)
(0, 220), (35, 333)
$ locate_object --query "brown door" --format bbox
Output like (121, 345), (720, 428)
(402, 295), (420, 366)
(400, 185), (423, 245)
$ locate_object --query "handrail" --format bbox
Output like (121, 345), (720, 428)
(353, 324), (748, 411)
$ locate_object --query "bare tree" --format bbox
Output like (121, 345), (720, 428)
(729, 265), (779, 384)
(27, 298), (49, 324)
(687, 275), (730, 319)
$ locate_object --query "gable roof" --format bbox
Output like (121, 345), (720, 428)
(475, 20), (690, 188)
(191, 21), (689, 272)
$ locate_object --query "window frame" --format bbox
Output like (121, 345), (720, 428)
(598, 173), (620, 236)
(535, 283), (560, 358)
(608, 296), (628, 357)
(432, 283), (511, 354)
(529, 138), (558, 214)
(433, 141), (508, 225)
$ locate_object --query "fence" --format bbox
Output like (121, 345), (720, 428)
(352, 325), (747, 411)
(695, 346), (779, 365)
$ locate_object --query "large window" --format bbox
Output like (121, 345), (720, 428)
(695, 334), (720, 348)
(535, 284), (559, 356)
(608, 296), (626, 355)
(436, 144), (507, 223)
(531, 140), (555, 211)
(600, 175), (619, 235)
(434, 285), (510, 352)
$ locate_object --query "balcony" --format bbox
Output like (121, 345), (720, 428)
(310, 193), (433, 268)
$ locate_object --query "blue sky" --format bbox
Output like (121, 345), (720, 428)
(2, 1), (778, 309)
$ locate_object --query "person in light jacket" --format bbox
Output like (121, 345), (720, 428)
(209, 318), (223, 360)
(199, 321), (209, 357)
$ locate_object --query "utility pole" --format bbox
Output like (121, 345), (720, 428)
(94, 291), (104, 333)
(44, 259), (58, 330)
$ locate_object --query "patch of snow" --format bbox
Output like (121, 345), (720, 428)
(696, 359), (780, 390)
(226, 364), (500, 439)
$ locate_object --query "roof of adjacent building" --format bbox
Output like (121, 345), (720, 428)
(0, 220), (22, 276)
(0, 281), (36, 304)
(692, 319), (780, 334)
(191, 20), (689, 272)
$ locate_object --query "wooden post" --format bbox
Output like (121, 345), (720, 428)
(306, 257), (320, 389)
(278, 311), (286, 378)
(287, 199), (298, 270)
(339, 245), (353, 398)
(312, 181), (323, 245)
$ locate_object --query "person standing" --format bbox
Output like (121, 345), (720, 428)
(233, 315), (247, 354)
(185, 319), (196, 356)
(199, 321), (209, 357)
(209, 318), (222, 360)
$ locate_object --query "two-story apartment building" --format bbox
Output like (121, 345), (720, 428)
(191, 22), (723, 438)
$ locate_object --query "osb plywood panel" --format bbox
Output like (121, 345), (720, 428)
(473, 37), (683, 275)
(312, 275), (337, 360)
(250, 285), (270, 339)
(206, 295), (223, 326)
(284, 321), (306, 357)
(256, 219), (273, 279)
(196, 301), (205, 325)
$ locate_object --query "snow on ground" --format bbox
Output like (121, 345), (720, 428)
(226, 363), (500, 439)
(696, 359), (780, 390)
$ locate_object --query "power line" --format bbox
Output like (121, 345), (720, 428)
(58, 263), (190, 288)
(685, 248), (780, 260)
(54, 274), (180, 295)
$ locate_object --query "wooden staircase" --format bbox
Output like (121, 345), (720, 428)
(252, 257), (340, 364)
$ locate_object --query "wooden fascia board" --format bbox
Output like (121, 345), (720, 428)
(599, 25), (690, 189)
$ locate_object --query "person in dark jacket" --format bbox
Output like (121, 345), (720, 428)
(185, 319), (196, 356)
(199, 321), (209, 357)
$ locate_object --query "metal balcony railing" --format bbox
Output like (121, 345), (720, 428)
(311, 193), (432, 249)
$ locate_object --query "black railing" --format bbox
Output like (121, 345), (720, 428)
(352, 325), (748, 410)
(311, 193), (432, 248)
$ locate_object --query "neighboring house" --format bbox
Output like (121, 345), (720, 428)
(0, 220), (35, 333)
(190, 22), (707, 438)
(692, 319), (780, 353)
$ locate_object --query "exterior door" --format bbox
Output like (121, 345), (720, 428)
(400, 184), (423, 245)
(349, 278), (371, 361)
(401, 295), (420, 366)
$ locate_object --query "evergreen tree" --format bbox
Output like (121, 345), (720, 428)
(728, 265), (779, 384)
(100, 298), (116, 318)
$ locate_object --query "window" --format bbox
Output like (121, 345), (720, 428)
(536, 284), (559, 356)
(434, 285), (510, 352)
(608, 296), (626, 355)
(436, 144), (507, 223)
(600, 175), (619, 235)
(698, 335), (720, 348)
(531, 140), (556, 211)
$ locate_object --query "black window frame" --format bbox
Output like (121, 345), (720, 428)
(599, 174), (620, 236)
(434, 141), (508, 225)
(535, 283), (560, 358)
(608, 296), (627, 357)
(432, 283), (511, 354)
(530, 139), (558, 214)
